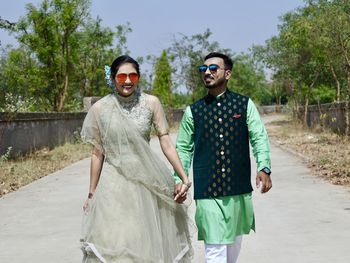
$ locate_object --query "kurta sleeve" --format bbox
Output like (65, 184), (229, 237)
(247, 98), (271, 171)
(174, 106), (195, 183)
(150, 95), (170, 136)
(81, 104), (104, 154)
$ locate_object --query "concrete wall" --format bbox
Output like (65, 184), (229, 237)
(0, 97), (184, 158)
(1, 96), (292, 158)
(259, 102), (349, 134)
(0, 112), (86, 158)
(299, 102), (349, 134)
(259, 105), (288, 114)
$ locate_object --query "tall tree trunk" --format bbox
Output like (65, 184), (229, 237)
(303, 73), (319, 126)
(58, 75), (69, 112)
(293, 96), (298, 120)
(330, 64), (341, 102)
(345, 70), (350, 135)
(277, 96), (281, 106)
(338, 32), (350, 135)
(303, 96), (309, 126)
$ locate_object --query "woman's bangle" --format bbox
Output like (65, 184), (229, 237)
(183, 181), (192, 189)
(88, 192), (93, 199)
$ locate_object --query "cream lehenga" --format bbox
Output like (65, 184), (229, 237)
(80, 90), (193, 263)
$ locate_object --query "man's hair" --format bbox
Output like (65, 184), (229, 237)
(204, 52), (233, 70)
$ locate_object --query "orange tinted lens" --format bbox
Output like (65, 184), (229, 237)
(116, 73), (138, 83)
(129, 73), (139, 82)
(116, 73), (127, 83)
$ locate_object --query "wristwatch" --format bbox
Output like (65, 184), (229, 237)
(260, 167), (271, 176)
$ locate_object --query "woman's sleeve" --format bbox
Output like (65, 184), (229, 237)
(151, 96), (170, 136)
(81, 105), (104, 154)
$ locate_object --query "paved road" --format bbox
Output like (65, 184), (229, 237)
(1, 115), (350, 262)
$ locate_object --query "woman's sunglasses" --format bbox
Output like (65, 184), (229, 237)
(116, 73), (139, 83)
(198, 64), (225, 74)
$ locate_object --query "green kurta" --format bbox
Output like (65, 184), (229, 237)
(175, 94), (271, 244)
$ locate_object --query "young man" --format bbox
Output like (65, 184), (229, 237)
(174, 52), (272, 262)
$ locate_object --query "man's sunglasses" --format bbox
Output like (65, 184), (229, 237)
(116, 73), (139, 83)
(198, 64), (225, 74)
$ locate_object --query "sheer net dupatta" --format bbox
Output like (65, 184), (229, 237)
(80, 94), (194, 262)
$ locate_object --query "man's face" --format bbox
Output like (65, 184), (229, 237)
(200, 57), (230, 89)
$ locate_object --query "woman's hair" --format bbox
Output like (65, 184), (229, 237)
(110, 55), (140, 78)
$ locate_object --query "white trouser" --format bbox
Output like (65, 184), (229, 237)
(205, 236), (243, 263)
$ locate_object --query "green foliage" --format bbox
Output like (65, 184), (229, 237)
(0, 147), (12, 163)
(172, 92), (192, 109)
(0, 93), (35, 112)
(12, 0), (92, 111)
(0, 3), (275, 112)
(310, 85), (336, 104)
(73, 17), (114, 97)
(152, 50), (173, 106)
(0, 0), (132, 112)
(228, 54), (269, 104)
(253, 0), (350, 110)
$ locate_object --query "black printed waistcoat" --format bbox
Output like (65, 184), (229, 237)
(190, 90), (252, 199)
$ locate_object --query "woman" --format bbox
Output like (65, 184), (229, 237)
(80, 55), (193, 263)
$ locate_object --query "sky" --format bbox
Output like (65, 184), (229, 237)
(0, 0), (305, 60)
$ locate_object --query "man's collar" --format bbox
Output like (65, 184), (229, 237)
(204, 89), (229, 104)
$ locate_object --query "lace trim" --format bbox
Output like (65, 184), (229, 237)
(83, 242), (107, 263)
(114, 91), (153, 141)
(115, 89), (140, 107)
(82, 241), (190, 263)
(174, 244), (190, 262)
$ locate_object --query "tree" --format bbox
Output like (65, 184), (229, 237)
(228, 54), (269, 104)
(0, 0), (133, 112)
(14, 0), (91, 111)
(0, 46), (50, 111)
(152, 50), (173, 107)
(253, 0), (350, 132)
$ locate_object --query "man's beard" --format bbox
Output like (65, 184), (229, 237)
(205, 83), (216, 89)
(204, 76), (226, 89)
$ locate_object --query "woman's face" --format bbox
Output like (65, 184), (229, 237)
(113, 63), (139, 97)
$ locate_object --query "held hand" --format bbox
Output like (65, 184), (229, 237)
(83, 192), (94, 211)
(83, 198), (90, 212)
(173, 183), (188, 203)
(256, 171), (272, 194)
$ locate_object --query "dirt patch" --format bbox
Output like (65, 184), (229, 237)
(0, 142), (90, 197)
(265, 113), (350, 187)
